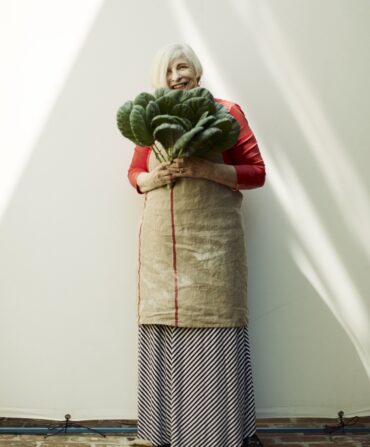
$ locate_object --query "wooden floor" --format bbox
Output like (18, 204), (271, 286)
(0, 417), (369, 446)
(0, 432), (370, 446)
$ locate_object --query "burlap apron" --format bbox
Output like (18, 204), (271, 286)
(136, 146), (248, 328)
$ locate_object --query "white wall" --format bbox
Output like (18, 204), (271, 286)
(0, 0), (369, 420)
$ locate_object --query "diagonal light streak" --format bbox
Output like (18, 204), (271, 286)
(168, 0), (370, 376)
(230, 0), (370, 261)
(0, 0), (104, 221)
(168, 0), (237, 100)
(266, 148), (370, 379)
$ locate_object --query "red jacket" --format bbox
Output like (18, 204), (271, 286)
(128, 98), (266, 192)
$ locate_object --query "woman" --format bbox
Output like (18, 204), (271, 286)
(128, 43), (266, 447)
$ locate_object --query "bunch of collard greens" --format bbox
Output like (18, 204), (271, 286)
(117, 87), (240, 162)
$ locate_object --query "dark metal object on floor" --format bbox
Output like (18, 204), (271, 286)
(43, 413), (106, 438)
(324, 410), (360, 435)
(243, 433), (264, 446)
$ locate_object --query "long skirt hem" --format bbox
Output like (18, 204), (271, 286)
(137, 324), (257, 447)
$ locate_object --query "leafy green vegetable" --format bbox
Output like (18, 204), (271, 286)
(183, 97), (216, 122)
(146, 101), (160, 130)
(117, 101), (135, 142)
(152, 115), (192, 131)
(130, 105), (153, 146)
(212, 117), (240, 152)
(134, 92), (155, 108)
(154, 87), (169, 98)
(165, 89), (187, 103)
(187, 127), (223, 155)
(173, 127), (204, 158)
(153, 124), (186, 159)
(116, 86), (240, 163)
(155, 95), (176, 115)
(180, 86), (214, 103)
(196, 115), (216, 128)
(172, 103), (195, 122)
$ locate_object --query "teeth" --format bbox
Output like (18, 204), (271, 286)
(173, 82), (187, 89)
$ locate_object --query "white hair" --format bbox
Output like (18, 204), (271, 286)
(150, 43), (203, 89)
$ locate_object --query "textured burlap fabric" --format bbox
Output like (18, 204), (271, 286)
(136, 144), (248, 327)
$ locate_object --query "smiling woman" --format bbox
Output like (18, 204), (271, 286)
(128, 43), (266, 447)
(150, 43), (203, 91)
(166, 58), (200, 90)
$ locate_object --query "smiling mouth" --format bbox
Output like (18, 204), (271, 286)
(172, 81), (189, 89)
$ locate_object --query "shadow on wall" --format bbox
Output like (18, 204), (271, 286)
(236, 0), (370, 380)
(170, 0), (370, 384)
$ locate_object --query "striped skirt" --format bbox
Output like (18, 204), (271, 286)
(137, 324), (257, 447)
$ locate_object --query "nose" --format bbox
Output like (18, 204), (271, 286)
(168, 68), (181, 83)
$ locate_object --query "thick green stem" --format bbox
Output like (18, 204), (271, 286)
(151, 145), (161, 162)
(153, 142), (168, 163)
(177, 146), (186, 159)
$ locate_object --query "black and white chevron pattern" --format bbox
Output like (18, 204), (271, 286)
(137, 324), (257, 447)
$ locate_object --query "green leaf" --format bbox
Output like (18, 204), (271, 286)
(146, 101), (160, 130)
(196, 115), (216, 128)
(117, 100), (135, 141)
(155, 95), (176, 114)
(154, 87), (170, 99)
(212, 117), (233, 132)
(172, 103), (195, 122)
(212, 118), (240, 152)
(130, 104), (154, 146)
(153, 123), (186, 158)
(214, 102), (229, 115)
(172, 126), (204, 158)
(152, 114), (192, 131)
(180, 87), (214, 103)
(198, 111), (209, 120)
(164, 88), (187, 103)
(187, 127), (223, 155)
(183, 97), (216, 120)
(134, 92), (156, 108)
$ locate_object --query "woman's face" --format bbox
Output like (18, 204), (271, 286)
(166, 57), (199, 90)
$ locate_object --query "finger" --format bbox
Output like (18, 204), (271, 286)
(160, 161), (171, 167)
(168, 160), (178, 169)
(168, 168), (185, 177)
(157, 166), (167, 174)
(171, 171), (186, 179)
(159, 173), (174, 183)
(172, 158), (185, 167)
(164, 175), (175, 184)
(167, 165), (182, 173)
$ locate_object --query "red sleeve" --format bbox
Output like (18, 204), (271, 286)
(127, 145), (151, 194)
(222, 103), (266, 190)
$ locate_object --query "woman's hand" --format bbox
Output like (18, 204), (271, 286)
(168, 157), (212, 180)
(136, 161), (175, 193)
(136, 156), (238, 192)
(169, 156), (238, 189)
(136, 157), (212, 193)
